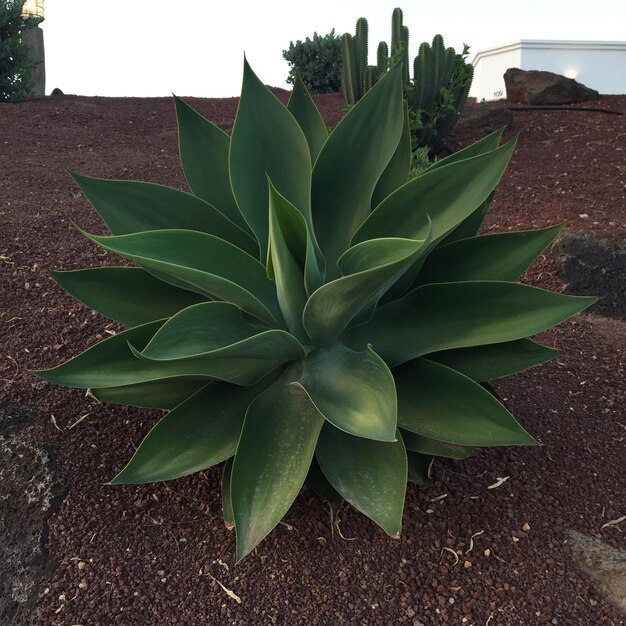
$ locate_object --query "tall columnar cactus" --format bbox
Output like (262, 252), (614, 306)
(411, 35), (474, 153)
(390, 8), (409, 86)
(391, 8), (403, 57)
(340, 18), (369, 105)
(340, 34), (356, 104)
(401, 25), (410, 86)
(377, 41), (389, 75)
(340, 8), (472, 154)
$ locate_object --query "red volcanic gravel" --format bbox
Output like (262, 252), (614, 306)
(0, 92), (624, 626)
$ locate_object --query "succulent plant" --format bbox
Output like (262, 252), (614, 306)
(35, 60), (594, 561)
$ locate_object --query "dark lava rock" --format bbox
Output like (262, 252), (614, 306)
(50, 87), (64, 97)
(451, 104), (513, 141)
(554, 232), (626, 321)
(504, 68), (600, 105)
(0, 404), (64, 626)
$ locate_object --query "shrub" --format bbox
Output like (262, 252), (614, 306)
(35, 61), (594, 561)
(0, 0), (41, 102)
(282, 29), (342, 94)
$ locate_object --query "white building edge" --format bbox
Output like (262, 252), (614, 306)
(469, 40), (626, 101)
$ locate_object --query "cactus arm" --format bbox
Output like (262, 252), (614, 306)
(377, 41), (388, 74)
(401, 25), (410, 86)
(341, 33), (356, 104)
(355, 17), (369, 101)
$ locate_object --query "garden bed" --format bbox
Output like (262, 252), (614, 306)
(0, 92), (624, 626)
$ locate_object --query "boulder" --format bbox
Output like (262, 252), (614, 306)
(0, 403), (64, 626)
(451, 105), (514, 141)
(504, 68), (599, 105)
(554, 232), (625, 321)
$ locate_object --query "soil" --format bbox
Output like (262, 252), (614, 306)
(0, 92), (625, 626)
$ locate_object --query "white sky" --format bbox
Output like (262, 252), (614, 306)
(41, 0), (626, 97)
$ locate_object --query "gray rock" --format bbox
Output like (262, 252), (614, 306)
(504, 68), (600, 105)
(0, 404), (64, 626)
(566, 529), (626, 615)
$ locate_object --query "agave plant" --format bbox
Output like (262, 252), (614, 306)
(36, 60), (594, 561)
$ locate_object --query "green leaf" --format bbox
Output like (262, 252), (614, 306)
(436, 191), (493, 247)
(287, 72), (328, 165)
(139, 302), (303, 364)
(395, 358), (537, 446)
(34, 316), (290, 389)
(267, 182), (313, 342)
(222, 458), (235, 529)
(230, 59), (312, 259)
(93, 379), (205, 409)
(400, 429), (475, 459)
(174, 96), (248, 230)
(32, 320), (163, 388)
(425, 128), (504, 173)
(353, 139), (516, 246)
(424, 339), (560, 382)
(316, 423), (407, 536)
(295, 343), (397, 442)
(312, 63), (404, 279)
(345, 281), (596, 366)
(417, 223), (564, 285)
(72, 173), (257, 256)
(52, 267), (207, 326)
(303, 236), (428, 345)
(371, 99), (411, 209)
(231, 367), (324, 560)
(82, 229), (282, 325)
(111, 379), (273, 484)
(406, 451), (434, 487)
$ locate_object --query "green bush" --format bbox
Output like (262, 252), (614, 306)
(282, 29), (342, 94)
(35, 61), (594, 561)
(0, 0), (41, 102)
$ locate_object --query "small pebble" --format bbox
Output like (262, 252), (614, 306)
(522, 522), (531, 531)
(484, 549), (491, 557)
(78, 581), (88, 589)
(157, 570), (165, 576)
(77, 561), (86, 570)
(463, 560), (472, 569)
(512, 536), (520, 542)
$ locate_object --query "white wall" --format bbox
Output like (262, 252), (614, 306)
(470, 40), (626, 101)
(470, 44), (521, 101)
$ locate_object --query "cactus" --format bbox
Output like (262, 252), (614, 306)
(401, 25), (410, 86)
(340, 18), (369, 104)
(409, 34), (474, 153)
(340, 34), (355, 104)
(339, 8), (473, 154)
(391, 8), (403, 56)
(355, 17), (368, 99)
(377, 41), (388, 75)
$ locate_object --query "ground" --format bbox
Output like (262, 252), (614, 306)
(0, 92), (624, 626)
